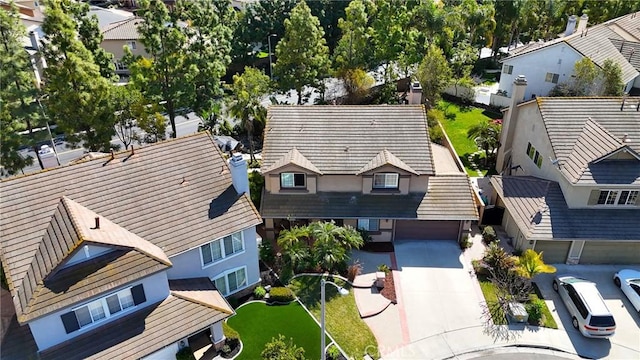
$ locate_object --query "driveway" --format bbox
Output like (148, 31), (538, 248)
(535, 265), (640, 359)
(393, 240), (485, 343)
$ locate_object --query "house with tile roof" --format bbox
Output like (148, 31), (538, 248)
(491, 76), (640, 264)
(491, 12), (640, 107)
(100, 16), (147, 76)
(260, 105), (479, 243)
(0, 132), (262, 359)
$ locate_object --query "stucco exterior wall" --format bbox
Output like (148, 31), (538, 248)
(165, 227), (260, 293)
(499, 43), (583, 100)
(28, 271), (170, 351)
(101, 39), (149, 61)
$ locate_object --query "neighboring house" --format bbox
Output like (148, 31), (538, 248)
(100, 17), (148, 77)
(491, 76), (640, 264)
(0, 133), (262, 359)
(492, 13), (640, 107)
(260, 104), (479, 243)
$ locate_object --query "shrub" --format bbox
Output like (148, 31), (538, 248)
(249, 171), (264, 209)
(347, 261), (363, 282)
(357, 228), (372, 243)
(176, 347), (195, 360)
(471, 259), (488, 276)
(326, 344), (341, 360)
(223, 321), (240, 341)
(260, 240), (275, 265)
(254, 286), (267, 299)
(459, 235), (472, 250)
(482, 226), (498, 244)
(377, 264), (391, 274)
(483, 242), (515, 276)
(526, 299), (545, 326)
(268, 287), (295, 303)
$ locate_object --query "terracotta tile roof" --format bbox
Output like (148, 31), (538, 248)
(491, 175), (640, 241)
(262, 105), (434, 175)
(261, 175), (478, 221)
(0, 133), (261, 323)
(356, 149), (418, 175)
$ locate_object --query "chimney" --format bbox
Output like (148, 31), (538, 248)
(576, 14), (588, 34)
(29, 31), (40, 51)
(496, 75), (527, 172)
(564, 15), (577, 37)
(28, 31), (46, 88)
(228, 153), (250, 196)
(408, 81), (422, 105)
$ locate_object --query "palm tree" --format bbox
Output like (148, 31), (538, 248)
(227, 67), (271, 162)
(277, 226), (311, 272)
(513, 249), (556, 279)
(467, 120), (501, 167)
(309, 221), (364, 273)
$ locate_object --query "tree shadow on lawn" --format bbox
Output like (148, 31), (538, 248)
(289, 276), (348, 309)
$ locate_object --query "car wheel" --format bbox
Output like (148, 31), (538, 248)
(614, 276), (621, 288)
(552, 280), (559, 292)
(572, 317), (579, 329)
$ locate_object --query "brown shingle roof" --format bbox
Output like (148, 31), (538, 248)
(260, 175), (478, 221)
(262, 105), (434, 175)
(169, 277), (234, 314)
(0, 133), (261, 322)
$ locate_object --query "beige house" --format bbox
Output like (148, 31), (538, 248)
(492, 76), (640, 264)
(260, 105), (479, 243)
(101, 17), (148, 76)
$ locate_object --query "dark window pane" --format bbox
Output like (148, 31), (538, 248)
(106, 294), (121, 315)
(201, 243), (212, 265)
(75, 306), (92, 327)
(293, 173), (305, 186)
(589, 316), (615, 327)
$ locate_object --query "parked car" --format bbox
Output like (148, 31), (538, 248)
(613, 269), (640, 313)
(553, 275), (616, 338)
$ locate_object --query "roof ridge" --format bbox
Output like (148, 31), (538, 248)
(101, 16), (141, 34)
(169, 291), (233, 314)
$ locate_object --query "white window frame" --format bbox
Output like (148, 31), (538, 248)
(373, 173), (399, 189)
(545, 72), (559, 84)
(71, 287), (137, 331)
(200, 231), (245, 268)
(502, 64), (513, 75)
(357, 219), (380, 232)
(126, 40), (137, 50)
(213, 266), (248, 296)
(597, 190), (639, 206)
(280, 172), (306, 189)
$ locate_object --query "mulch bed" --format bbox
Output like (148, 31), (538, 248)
(380, 272), (397, 304)
(361, 242), (395, 253)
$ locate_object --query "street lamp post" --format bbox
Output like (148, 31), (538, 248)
(320, 278), (349, 360)
(268, 34), (277, 80)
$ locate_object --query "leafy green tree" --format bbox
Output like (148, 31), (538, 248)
(111, 85), (166, 148)
(274, 0), (331, 104)
(371, 0), (410, 81)
(601, 58), (624, 96)
(513, 249), (556, 279)
(340, 68), (374, 104)
(572, 57), (599, 95)
(452, 0), (496, 56)
(307, 0), (349, 54)
(178, 0), (235, 118)
(129, 0), (192, 138)
(261, 335), (305, 360)
(227, 67), (271, 162)
(69, 1), (117, 81)
(467, 120), (501, 167)
(309, 221), (363, 273)
(405, 0), (448, 66)
(0, 2), (41, 173)
(333, 0), (374, 72)
(449, 41), (476, 97)
(42, 0), (115, 152)
(415, 44), (452, 105)
(491, 0), (520, 58)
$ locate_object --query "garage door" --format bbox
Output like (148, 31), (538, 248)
(534, 240), (571, 264)
(580, 242), (640, 264)
(395, 220), (460, 240)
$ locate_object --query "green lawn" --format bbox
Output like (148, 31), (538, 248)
(477, 275), (558, 329)
(227, 301), (327, 360)
(437, 101), (501, 176)
(289, 276), (380, 359)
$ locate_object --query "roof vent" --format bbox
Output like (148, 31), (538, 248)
(622, 133), (629, 143)
(94, 217), (100, 229)
(344, 146), (350, 152)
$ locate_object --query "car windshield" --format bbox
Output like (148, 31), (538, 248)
(589, 316), (615, 327)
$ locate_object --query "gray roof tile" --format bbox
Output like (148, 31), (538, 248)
(262, 106), (434, 175)
(491, 176), (640, 241)
(261, 175), (478, 221)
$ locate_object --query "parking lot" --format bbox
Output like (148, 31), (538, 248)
(536, 264), (640, 359)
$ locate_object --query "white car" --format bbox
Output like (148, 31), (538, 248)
(613, 269), (640, 313)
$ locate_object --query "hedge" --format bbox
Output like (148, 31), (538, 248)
(268, 287), (295, 303)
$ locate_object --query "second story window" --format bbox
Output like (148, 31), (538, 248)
(200, 231), (244, 267)
(545, 72), (559, 84)
(61, 284), (146, 334)
(526, 143), (542, 168)
(126, 41), (137, 50)
(280, 172), (306, 189)
(502, 64), (513, 74)
(373, 173), (399, 189)
(597, 190), (638, 205)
